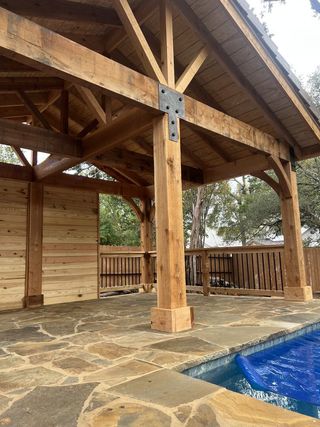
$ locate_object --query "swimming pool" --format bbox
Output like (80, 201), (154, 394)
(184, 325), (320, 419)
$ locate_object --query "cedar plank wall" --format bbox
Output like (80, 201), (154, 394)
(0, 180), (28, 311)
(42, 186), (99, 305)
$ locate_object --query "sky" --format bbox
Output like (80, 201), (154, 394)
(246, 0), (320, 82)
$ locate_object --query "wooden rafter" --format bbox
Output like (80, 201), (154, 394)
(75, 86), (107, 126)
(112, 0), (166, 84)
(219, 0), (320, 148)
(104, 0), (157, 53)
(16, 90), (53, 130)
(176, 46), (209, 93)
(172, 0), (302, 157)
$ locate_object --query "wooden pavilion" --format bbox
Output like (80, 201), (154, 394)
(0, 0), (319, 332)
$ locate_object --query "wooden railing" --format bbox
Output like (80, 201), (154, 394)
(100, 246), (144, 294)
(99, 245), (320, 297)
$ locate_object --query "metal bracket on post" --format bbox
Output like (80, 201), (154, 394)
(158, 83), (185, 142)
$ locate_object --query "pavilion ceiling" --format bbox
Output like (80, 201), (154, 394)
(0, 0), (319, 188)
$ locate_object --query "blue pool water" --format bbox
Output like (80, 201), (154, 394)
(187, 329), (320, 419)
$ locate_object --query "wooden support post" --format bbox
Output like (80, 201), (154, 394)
(25, 182), (44, 307)
(140, 199), (153, 292)
(202, 250), (210, 296)
(280, 162), (312, 301)
(151, 115), (194, 332)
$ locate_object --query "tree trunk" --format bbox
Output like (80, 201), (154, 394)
(189, 187), (205, 249)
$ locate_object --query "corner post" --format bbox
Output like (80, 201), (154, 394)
(280, 162), (312, 301)
(141, 199), (153, 292)
(25, 182), (44, 307)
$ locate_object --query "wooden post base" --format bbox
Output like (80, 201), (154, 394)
(284, 286), (313, 302)
(150, 306), (194, 333)
(24, 294), (44, 308)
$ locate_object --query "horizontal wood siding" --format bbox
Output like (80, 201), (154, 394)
(0, 179), (28, 311)
(42, 186), (98, 305)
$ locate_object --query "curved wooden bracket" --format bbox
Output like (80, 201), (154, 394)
(122, 196), (144, 221)
(268, 156), (292, 199)
(251, 171), (281, 196)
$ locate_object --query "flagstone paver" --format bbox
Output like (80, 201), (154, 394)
(0, 293), (320, 426)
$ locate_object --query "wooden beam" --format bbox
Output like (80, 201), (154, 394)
(173, 0), (302, 155)
(176, 46), (209, 93)
(17, 89), (53, 130)
(0, 0), (122, 26)
(0, 119), (82, 158)
(204, 154), (270, 183)
(0, 8), (290, 161)
(0, 7), (159, 111)
(96, 148), (203, 183)
(25, 182), (44, 308)
(0, 161), (33, 180)
(34, 109), (154, 180)
(43, 173), (150, 199)
(75, 86), (107, 126)
(77, 119), (99, 138)
(160, 0), (175, 87)
(112, 0), (166, 83)
(184, 96), (290, 160)
(0, 118), (81, 157)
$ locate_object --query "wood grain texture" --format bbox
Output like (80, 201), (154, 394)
(42, 186), (99, 305)
(0, 179), (28, 311)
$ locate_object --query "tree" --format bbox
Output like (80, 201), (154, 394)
(217, 176), (281, 245)
(183, 182), (232, 248)
(0, 144), (20, 165)
(99, 195), (141, 246)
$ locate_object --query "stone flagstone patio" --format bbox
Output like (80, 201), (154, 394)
(1, 294), (320, 426)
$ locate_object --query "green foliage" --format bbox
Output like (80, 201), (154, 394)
(217, 176), (281, 245)
(0, 144), (20, 165)
(99, 195), (140, 246)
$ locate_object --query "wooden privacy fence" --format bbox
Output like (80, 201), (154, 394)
(99, 245), (320, 297)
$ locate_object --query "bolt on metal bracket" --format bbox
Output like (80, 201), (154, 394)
(158, 83), (185, 142)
